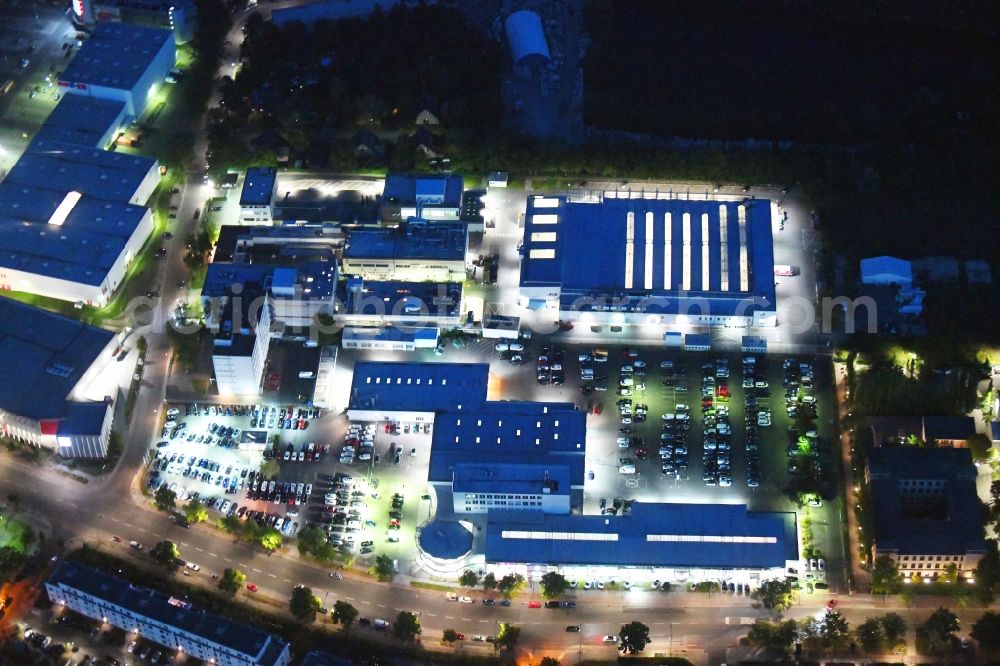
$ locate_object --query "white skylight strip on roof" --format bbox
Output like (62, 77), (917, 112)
(738, 204), (749, 291)
(682, 212), (691, 291)
(719, 205), (729, 291)
(530, 232), (557, 243)
(664, 212), (672, 290)
(528, 248), (556, 259)
(624, 211), (634, 289)
(701, 212), (710, 292)
(502, 530), (618, 541)
(646, 534), (777, 544)
(532, 197), (560, 209)
(531, 213), (559, 225)
(644, 211), (654, 290)
(48, 191), (82, 227)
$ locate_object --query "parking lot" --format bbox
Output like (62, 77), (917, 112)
(146, 402), (433, 563)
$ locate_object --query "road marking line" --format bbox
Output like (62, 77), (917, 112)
(208, 553), (217, 558)
(267, 573), (277, 578)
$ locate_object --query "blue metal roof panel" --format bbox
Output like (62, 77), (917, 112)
(239, 167), (278, 206)
(453, 463), (572, 496)
(485, 503), (796, 569)
(348, 361), (490, 413)
(0, 299), (113, 421)
(59, 23), (174, 91)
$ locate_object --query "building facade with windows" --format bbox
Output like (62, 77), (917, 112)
(866, 447), (986, 578)
(453, 463), (571, 514)
(379, 173), (464, 226)
(341, 220), (468, 283)
(46, 561), (290, 666)
(239, 167), (279, 225)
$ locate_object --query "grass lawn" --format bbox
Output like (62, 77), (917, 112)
(0, 515), (33, 554)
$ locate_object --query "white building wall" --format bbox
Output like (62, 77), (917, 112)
(454, 490), (569, 514)
(346, 408), (435, 424)
(213, 352), (260, 397)
(131, 162), (162, 205)
(341, 258), (465, 283)
(102, 207), (155, 296)
(57, 403), (113, 459)
(239, 204), (273, 225)
(0, 269), (105, 306)
(129, 31), (177, 118)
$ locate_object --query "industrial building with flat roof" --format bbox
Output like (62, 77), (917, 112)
(32, 95), (127, 149)
(46, 561), (290, 666)
(484, 503), (797, 579)
(342, 220), (468, 283)
(0, 299), (116, 458)
(0, 182), (154, 305)
(9, 140), (160, 206)
(453, 462), (571, 514)
(866, 446), (986, 578)
(519, 195), (777, 327)
(379, 173), (464, 225)
(336, 278), (463, 327)
(239, 167), (279, 224)
(58, 22), (176, 118)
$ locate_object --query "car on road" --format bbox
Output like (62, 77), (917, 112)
(566, 625), (581, 632)
(603, 635), (619, 644)
(246, 583), (258, 592)
(527, 600), (541, 608)
(459, 596), (473, 604)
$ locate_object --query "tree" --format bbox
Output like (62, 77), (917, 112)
(966, 432), (992, 463)
(372, 554), (395, 581)
(494, 623), (520, 652)
(880, 612), (907, 647)
(393, 611), (421, 642)
(442, 628), (460, 644)
(744, 619), (798, 655)
(289, 585), (321, 621)
(458, 570), (479, 588)
(975, 539), (1000, 602)
(154, 485), (176, 512)
(871, 555), (902, 595)
(332, 600), (358, 627)
(819, 610), (850, 646)
(482, 572), (497, 591)
(855, 618), (885, 653)
(920, 607), (960, 654)
(150, 540), (180, 567)
(540, 571), (570, 599)
(184, 499), (208, 524)
(539, 658), (561, 666)
(218, 567), (245, 594)
(618, 620), (651, 654)
(751, 578), (794, 613)
(497, 573), (525, 599)
(971, 611), (1000, 653)
(260, 459), (280, 479)
(297, 526), (327, 557)
(259, 528), (282, 552)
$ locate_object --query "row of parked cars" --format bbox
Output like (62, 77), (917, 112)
(537, 345), (566, 385)
(247, 472), (313, 506)
(147, 451), (246, 498)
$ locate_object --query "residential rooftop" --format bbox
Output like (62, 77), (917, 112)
(485, 503), (797, 569)
(342, 220), (468, 263)
(520, 196), (776, 316)
(0, 182), (149, 285)
(47, 561), (289, 665)
(0, 298), (113, 422)
(59, 22), (174, 91)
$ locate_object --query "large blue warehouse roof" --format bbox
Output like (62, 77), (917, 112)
(0, 183), (149, 286)
(453, 462), (571, 496)
(485, 503), (797, 569)
(429, 403), (586, 485)
(59, 22), (174, 91)
(520, 196), (776, 316)
(349, 361), (490, 413)
(48, 561), (289, 665)
(9, 139), (155, 203)
(33, 95), (126, 149)
(0, 298), (113, 421)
